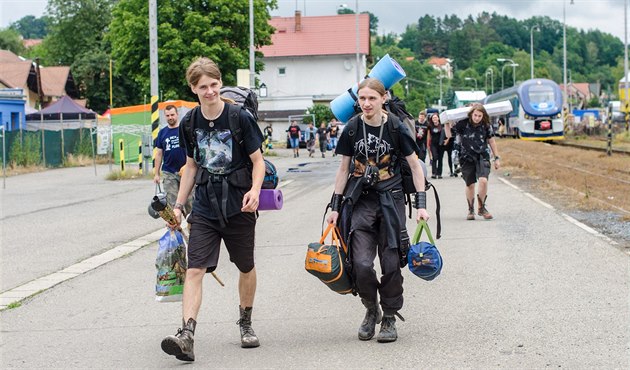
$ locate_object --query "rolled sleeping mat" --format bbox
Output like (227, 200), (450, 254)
(331, 54), (407, 123)
(439, 100), (513, 124)
(258, 189), (283, 211)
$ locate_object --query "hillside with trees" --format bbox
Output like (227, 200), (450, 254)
(1, 3), (626, 113)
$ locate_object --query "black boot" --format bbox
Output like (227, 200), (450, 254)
(237, 306), (260, 348)
(376, 314), (397, 343)
(358, 299), (382, 341)
(161, 318), (196, 361)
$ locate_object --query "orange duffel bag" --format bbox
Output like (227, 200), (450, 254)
(305, 224), (353, 295)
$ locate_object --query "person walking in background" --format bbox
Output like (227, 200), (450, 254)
(440, 123), (456, 177)
(327, 118), (340, 156)
(415, 110), (428, 162)
(445, 103), (501, 220)
(153, 104), (193, 215)
(327, 78), (430, 343)
(160, 57), (265, 362)
(316, 122), (329, 158)
(304, 122), (317, 158)
(286, 120), (301, 158)
(426, 113), (444, 179)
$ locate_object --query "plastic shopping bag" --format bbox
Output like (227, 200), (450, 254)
(155, 229), (187, 302)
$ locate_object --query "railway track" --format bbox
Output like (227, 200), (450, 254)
(555, 140), (630, 155)
(499, 139), (630, 216)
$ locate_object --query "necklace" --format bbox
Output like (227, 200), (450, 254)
(201, 104), (224, 128)
(361, 115), (386, 164)
(361, 113), (386, 127)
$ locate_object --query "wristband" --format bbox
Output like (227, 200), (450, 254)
(330, 194), (343, 212)
(493, 156), (501, 161)
(413, 191), (426, 209)
(174, 202), (184, 211)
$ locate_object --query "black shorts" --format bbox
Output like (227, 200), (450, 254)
(460, 157), (491, 186)
(186, 212), (256, 273)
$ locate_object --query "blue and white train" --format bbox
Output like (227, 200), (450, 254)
(483, 78), (564, 141)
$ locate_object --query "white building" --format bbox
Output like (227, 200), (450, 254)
(256, 11), (370, 140)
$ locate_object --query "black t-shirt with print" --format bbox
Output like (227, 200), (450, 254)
(287, 125), (300, 138)
(336, 116), (417, 188)
(452, 118), (494, 161)
(180, 104), (263, 221)
(414, 120), (428, 148)
(327, 125), (339, 138)
(316, 127), (327, 142)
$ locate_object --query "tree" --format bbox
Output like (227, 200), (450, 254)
(10, 15), (51, 39)
(0, 28), (24, 54)
(337, 8), (378, 35)
(108, 0), (277, 104)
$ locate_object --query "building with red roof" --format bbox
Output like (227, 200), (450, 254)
(256, 11), (370, 128)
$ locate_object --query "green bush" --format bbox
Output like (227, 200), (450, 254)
(10, 132), (41, 167)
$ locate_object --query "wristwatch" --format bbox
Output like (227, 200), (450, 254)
(493, 156), (501, 161)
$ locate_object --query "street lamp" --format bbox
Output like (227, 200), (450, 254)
(485, 67), (494, 94)
(437, 75), (445, 108)
(530, 25), (539, 79)
(259, 83), (267, 97)
(563, 0), (574, 115)
(464, 77), (478, 91)
(497, 58), (519, 88)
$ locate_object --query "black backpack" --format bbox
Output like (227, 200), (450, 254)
(220, 86), (259, 122)
(344, 114), (441, 238)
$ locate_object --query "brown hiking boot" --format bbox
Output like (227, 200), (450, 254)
(161, 318), (196, 361)
(467, 199), (475, 220)
(477, 195), (493, 220)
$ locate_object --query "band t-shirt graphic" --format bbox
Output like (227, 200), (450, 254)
(336, 116), (417, 187)
(195, 128), (233, 173)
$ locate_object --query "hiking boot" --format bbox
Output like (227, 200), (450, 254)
(376, 315), (397, 343)
(322, 153), (325, 158)
(477, 194), (493, 220)
(161, 318), (196, 361)
(467, 198), (475, 220)
(237, 306), (260, 348)
(358, 299), (382, 341)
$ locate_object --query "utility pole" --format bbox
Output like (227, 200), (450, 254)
(249, 0), (255, 89)
(355, 0), (360, 83)
(149, 0), (159, 99)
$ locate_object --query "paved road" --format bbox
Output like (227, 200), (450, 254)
(1, 151), (628, 368)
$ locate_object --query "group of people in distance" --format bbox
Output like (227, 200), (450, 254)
(153, 56), (501, 363)
(285, 118), (341, 158)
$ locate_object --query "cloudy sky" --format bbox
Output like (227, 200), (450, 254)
(1, 0), (628, 42)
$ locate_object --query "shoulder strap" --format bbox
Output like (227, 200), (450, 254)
(346, 115), (360, 138)
(225, 103), (243, 146)
(182, 106), (200, 163)
(386, 114), (401, 154)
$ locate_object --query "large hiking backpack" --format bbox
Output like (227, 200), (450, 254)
(219, 86), (259, 121)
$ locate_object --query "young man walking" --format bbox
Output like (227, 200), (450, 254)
(153, 105), (192, 214)
(160, 57), (265, 362)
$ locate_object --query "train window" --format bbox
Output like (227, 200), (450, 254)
(528, 85), (555, 104)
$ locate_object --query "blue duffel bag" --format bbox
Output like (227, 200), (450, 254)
(407, 220), (443, 281)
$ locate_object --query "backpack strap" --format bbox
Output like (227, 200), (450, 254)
(226, 103), (243, 146)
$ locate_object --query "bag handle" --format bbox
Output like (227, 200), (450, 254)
(155, 182), (163, 195)
(412, 220), (435, 245)
(319, 224), (348, 254)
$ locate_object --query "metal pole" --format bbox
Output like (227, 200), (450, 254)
(2, 124), (6, 189)
(149, 0), (159, 98)
(249, 0), (255, 88)
(563, 1), (568, 117)
(490, 68), (494, 94)
(501, 65), (507, 90)
(625, 0), (629, 131)
(512, 64), (516, 86)
(530, 25), (537, 79)
(355, 0), (360, 83)
(109, 59), (113, 109)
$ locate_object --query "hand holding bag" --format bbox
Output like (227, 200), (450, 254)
(407, 220), (443, 281)
(305, 224), (353, 294)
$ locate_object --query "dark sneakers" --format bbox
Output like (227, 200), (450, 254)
(376, 315), (398, 343)
(161, 318), (196, 362)
(358, 299), (382, 341)
(238, 306), (260, 348)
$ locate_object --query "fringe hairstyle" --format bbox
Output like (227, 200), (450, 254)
(185, 57), (234, 104)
